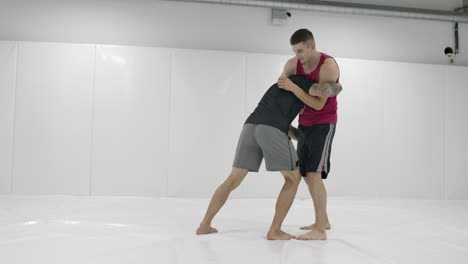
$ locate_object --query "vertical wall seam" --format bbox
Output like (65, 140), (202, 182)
(443, 65), (448, 200)
(10, 42), (19, 194)
(89, 45), (97, 196)
(166, 50), (174, 197)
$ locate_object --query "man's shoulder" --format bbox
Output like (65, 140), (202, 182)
(319, 54), (339, 74)
(321, 52), (335, 59)
(321, 58), (338, 70)
(286, 57), (298, 67)
(318, 57), (340, 82)
(321, 53), (339, 68)
(283, 57), (299, 76)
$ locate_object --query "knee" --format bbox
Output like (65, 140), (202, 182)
(224, 170), (246, 190)
(283, 171), (301, 186)
(304, 172), (322, 185)
(226, 178), (242, 190)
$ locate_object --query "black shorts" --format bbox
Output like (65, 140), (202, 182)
(297, 123), (336, 179)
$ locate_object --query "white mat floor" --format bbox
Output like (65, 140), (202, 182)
(1, 196), (467, 264)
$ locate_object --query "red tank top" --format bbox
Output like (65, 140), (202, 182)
(296, 53), (339, 126)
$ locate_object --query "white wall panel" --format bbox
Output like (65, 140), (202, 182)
(91, 45), (171, 196)
(3, 40), (467, 199)
(12, 42), (94, 195)
(167, 49), (246, 197)
(445, 66), (468, 200)
(327, 58), (385, 197)
(0, 42), (17, 194)
(380, 62), (445, 198)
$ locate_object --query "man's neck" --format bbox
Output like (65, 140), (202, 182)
(302, 51), (321, 69)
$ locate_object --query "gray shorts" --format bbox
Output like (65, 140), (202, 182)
(232, 124), (299, 172)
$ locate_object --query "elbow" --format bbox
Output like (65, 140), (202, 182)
(314, 98), (328, 111)
(312, 103), (326, 111)
(305, 104), (323, 111)
(304, 96), (327, 110)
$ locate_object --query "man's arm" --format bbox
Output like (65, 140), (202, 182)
(280, 57), (297, 77)
(309, 82), (342, 97)
(278, 58), (340, 111)
(278, 77), (327, 110)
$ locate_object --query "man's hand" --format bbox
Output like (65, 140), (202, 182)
(278, 76), (297, 92)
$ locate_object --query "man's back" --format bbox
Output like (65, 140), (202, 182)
(245, 75), (314, 134)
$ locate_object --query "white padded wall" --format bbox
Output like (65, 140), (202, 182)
(1, 40), (467, 199)
(445, 66), (468, 200)
(91, 45), (171, 196)
(379, 62), (445, 199)
(329, 60), (446, 199)
(328, 58), (385, 197)
(0, 42), (16, 194)
(167, 49), (246, 197)
(12, 42), (94, 195)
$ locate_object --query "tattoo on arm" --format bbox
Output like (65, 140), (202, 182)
(310, 83), (342, 97)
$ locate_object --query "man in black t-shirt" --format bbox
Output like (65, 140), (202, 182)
(196, 75), (341, 240)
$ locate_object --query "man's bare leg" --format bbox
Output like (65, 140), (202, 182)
(298, 172), (329, 240)
(300, 196), (331, 231)
(196, 168), (248, 235)
(266, 169), (301, 240)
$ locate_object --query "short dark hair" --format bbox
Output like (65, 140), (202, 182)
(290, 29), (314, 45)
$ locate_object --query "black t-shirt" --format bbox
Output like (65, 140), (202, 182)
(245, 75), (315, 134)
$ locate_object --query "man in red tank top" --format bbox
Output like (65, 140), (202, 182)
(278, 29), (340, 240)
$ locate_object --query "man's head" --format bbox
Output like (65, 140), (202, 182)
(290, 29), (315, 64)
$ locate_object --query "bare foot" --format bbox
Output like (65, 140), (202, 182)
(297, 229), (327, 240)
(196, 225), (218, 235)
(299, 223), (331, 230)
(267, 230), (296, 240)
